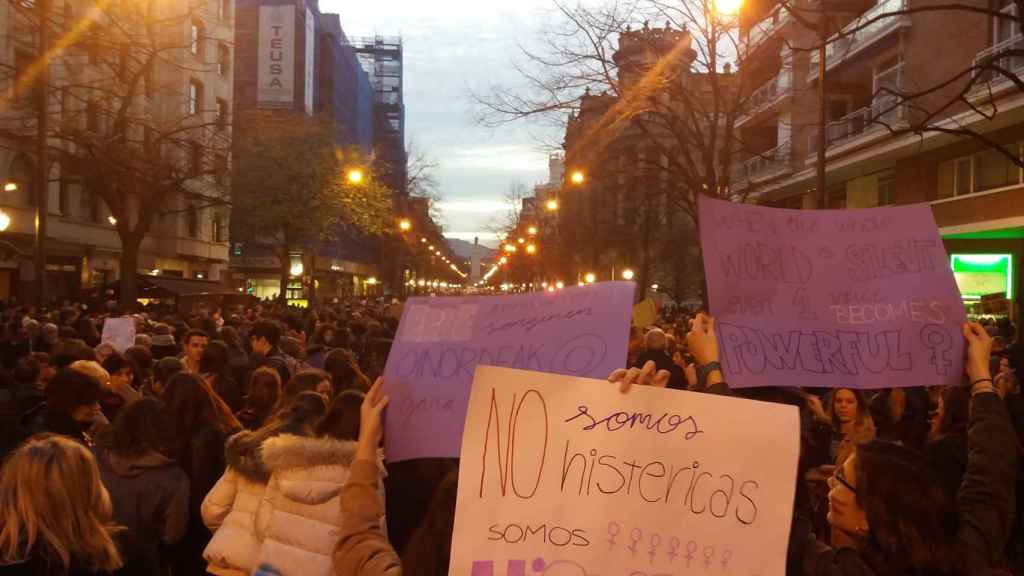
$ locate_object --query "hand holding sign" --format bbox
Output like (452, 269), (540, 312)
(357, 378), (388, 462)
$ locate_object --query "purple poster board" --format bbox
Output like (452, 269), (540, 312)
(698, 196), (966, 389)
(382, 281), (635, 462)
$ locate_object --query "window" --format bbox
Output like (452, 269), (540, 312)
(86, 100), (99, 131)
(936, 146), (1023, 198)
(878, 175), (897, 206)
(213, 153), (227, 185)
(58, 177), (71, 215)
(995, 0), (1017, 45)
(827, 186), (847, 209)
(216, 98), (228, 129)
(190, 21), (204, 56)
(212, 215), (226, 242)
(80, 186), (99, 223)
(188, 78), (202, 115)
(187, 206), (199, 238)
(217, 44), (230, 76)
(189, 142), (203, 176)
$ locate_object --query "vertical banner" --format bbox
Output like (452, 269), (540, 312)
(450, 366), (800, 576)
(697, 196), (967, 389)
(382, 282), (635, 462)
(257, 5), (295, 107)
(303, 7), (315, 115)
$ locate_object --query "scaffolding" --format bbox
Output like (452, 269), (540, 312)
(350, 36), (406, 194)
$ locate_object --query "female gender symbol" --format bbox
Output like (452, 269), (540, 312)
(685, 541), (697, 568)
(628, 528), (643, 556)
(703, 545), (716, 570)
(607, 522), (621, 551)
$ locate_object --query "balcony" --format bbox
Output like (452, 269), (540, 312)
(732, 141), (793, 186)
(808, 63), (905, 153)
(969, 34), (1024, 98)
(740, 6), (792, 55)
(809, 0), (910, 78)
(738, 68), (793, 126)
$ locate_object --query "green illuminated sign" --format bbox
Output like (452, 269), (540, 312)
(950, 253), (1014, 300)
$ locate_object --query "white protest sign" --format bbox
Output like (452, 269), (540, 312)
(451, 366), (799, 576)
(101, 317), (136, 353)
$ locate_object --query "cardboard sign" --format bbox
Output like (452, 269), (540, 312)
(698, 196), (967, 389)
(632, 298), (657, 328)
(450, 366), (800, 576)
(101, 317), (136, 353)
(382, 282), (635, 462)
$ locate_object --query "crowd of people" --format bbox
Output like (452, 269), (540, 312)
(0, 297), (1020, 575)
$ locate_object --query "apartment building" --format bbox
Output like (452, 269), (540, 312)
(733, 0), (1024, 319)
(0, 0), (232, 302)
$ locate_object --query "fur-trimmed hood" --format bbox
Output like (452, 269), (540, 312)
(259, 434), (359, 506)
(225, 430), (271, 482)
(261, 434), (358, 471)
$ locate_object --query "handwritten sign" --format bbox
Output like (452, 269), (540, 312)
(698, 196), (966, 389)
(382, 282), (634, 462)
(101, 317), (136, 353)
(450, 365), (799, 576)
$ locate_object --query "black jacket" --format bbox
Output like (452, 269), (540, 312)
(171, 425), (228, 576)
(632, 349), (687, 390)
(248, 347), (291, 384)
(792, 392), (1018, 575)
(18, 402), (93, 447)
(94, 448), (190, 572)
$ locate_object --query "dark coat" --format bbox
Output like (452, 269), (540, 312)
(18, 402), (92, 447)
(248, 348), (291, 385)
(869, 388), (931, 451)
(171, 425), (228, 576)
(94, 448), (190, 572)
(792, 392), (1018, 575)
(632, 349), (687, 390)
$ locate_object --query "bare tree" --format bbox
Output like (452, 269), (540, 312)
(1, 0), (232, 305)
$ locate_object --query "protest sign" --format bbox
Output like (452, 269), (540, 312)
(382, 282), (634, 462)
(101, 317), (136, 353)
(698, 196), (966, 389)
(632, 298), (657, 328)
(450, 365), (800, 576)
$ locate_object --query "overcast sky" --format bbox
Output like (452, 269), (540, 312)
(318, 1), (563, 246)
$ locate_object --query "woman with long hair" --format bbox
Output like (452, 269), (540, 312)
(323, 349), (371, 395)
(19, 368), (105, 447)
(161, 372), (242, 576)
(202, 392), (328, 576)
(236, 367), (282, 431)
(826, 388), (876, 466)
(0, 434), (124, 575)
(282, 369), (333, 404)
(94, 398), (189, 573)
(251, 390), (367, 576)
(200, 341), (244, 413)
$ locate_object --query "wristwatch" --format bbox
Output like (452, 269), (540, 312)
(697, 361), (722, 382)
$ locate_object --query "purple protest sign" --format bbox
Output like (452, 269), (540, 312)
(382, 281), (635, 462)
(698, 196), (966, 389)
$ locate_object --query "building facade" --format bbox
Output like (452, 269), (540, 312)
(0, 0), (232, 303)
(732, 0), (1024, 321)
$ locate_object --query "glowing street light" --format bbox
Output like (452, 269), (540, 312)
(420, 237), (427, 243)
(3, 182), (17, 193)
(621, 268), (635, 280)
(527, 225), (538, 235)
(517, 237), (525, 244)
(570, 170), (586, 185)
(347, 169), (365, 184)
(555, 281), (564, 289)
(584, 272), (596, 284)
(499, 257), (508, 264)
(545, 199), (559, 211)
(526, 244), (537, 254)
(503, 244), (517, 253)
(398, 219), (411, 232)
(714, 0), (743, 15)
(107, 216), (117, 225)
(0, 210), (10, 232)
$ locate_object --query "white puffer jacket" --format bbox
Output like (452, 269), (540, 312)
(201, 430), (272, 576)
(253, 434), (366, 576)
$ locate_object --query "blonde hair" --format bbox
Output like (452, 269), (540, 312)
(70, 360), (111, 387)
(0, 434), (123, 572)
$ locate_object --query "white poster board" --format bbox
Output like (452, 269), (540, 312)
(101, 317), (136, 353)
(450, 366), (800, 576)
(257, 5), (295, 107)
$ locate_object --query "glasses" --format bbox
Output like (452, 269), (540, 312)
(833, 467), (857, 494)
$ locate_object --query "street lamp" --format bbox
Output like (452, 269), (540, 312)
(570, 170), (586, 185)
(584, 272), (596, 284)
(555, 281), (564, 289)
(517, 237), (525, 244)
(621, 269), (635, 280)
(527, 225), (538, 235)
(108, 216), (117, 225)
(347, 169), (365, 184)
(546, 199), (559, 211)
(503, 244), (517, 253)
(526, 244), (537, 254)
(0, 210), (10, 232)
(398, 218), (411, 232)
(714, 0), (743, 15)
(3, 182), (17, 193)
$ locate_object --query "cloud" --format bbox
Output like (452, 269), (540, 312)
(435, 199), (512, 214)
